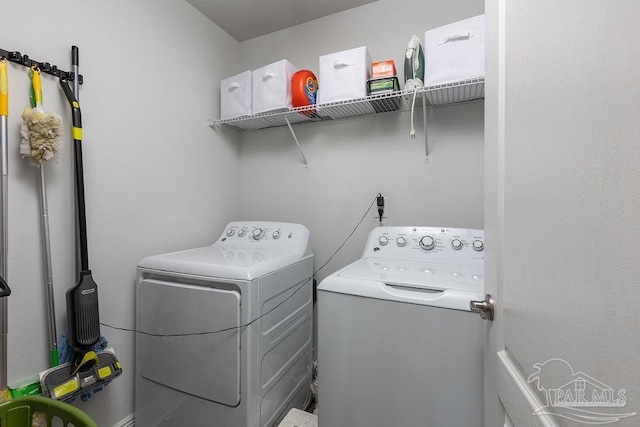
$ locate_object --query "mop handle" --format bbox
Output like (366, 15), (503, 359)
(0, 59), (8, 267)
(59, 78), (89, 272)
(0, 57), (8, 392)
(31, 67), (43, 106)
(72, 46), (79, 101)
(25, 67), (60, 365)
(0, 60), (7, 116)
(40, 166), (58, 366)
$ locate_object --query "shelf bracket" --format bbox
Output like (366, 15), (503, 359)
(284, 117), (308, 168)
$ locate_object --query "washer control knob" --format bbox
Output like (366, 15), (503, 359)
(253, 228), (265, 240)
(378, 236), (389, 246)
(226, 229), (235, 237)
(396, 237), (407, 247)
(451, 239), (463, 250)
(238, 229), (247, 237)
(472, 240), (484, 251)
(273, 230), (281, 239)
(419, 236), (436, 251)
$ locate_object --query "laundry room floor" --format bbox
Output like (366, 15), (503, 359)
(278, 408), (318, 427)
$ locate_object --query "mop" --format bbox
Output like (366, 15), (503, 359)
(20, 67), (62, 369)
(39, 48), (122, 403)
(19, 66), (117, 404)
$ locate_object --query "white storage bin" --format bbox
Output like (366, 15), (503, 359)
(318, 46), (372, 104)
(424, 15), (485, 86)
(220, 71), (252, 120)
(252, 60), (298, 114)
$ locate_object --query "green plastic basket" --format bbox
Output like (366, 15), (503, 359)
(0, 396), (97, 427)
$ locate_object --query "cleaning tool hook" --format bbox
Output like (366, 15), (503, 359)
(0, 47), (83, 84)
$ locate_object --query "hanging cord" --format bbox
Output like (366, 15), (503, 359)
(407, 38), (422, 139)
(410, 89), (418, 138)
(101, 196), (378, 337)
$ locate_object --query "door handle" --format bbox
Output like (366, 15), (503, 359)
(470, 294), (494, 321)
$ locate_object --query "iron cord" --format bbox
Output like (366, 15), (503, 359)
(100, 195), (378, 337)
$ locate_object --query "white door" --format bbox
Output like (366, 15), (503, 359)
(484, 1), (640, 426)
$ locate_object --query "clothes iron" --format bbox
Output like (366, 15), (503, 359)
(404, 35), (425, 90)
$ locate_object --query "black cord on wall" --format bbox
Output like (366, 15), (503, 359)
(101, 195), (378, 337)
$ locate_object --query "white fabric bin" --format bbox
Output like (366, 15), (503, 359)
(220, 71), (252, 119)
(252, 60), (298, 114)
(424, 15), (485, 86)
(318, 46), (372, 104)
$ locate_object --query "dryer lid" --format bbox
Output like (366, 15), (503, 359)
(138, 245), (307, 280)
(139, 279), (241, 405)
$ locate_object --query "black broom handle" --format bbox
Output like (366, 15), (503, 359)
(59, 78), (89, 272)
(72, 46), (89, 273)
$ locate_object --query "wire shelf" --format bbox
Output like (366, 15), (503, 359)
(210, 78), (484, 132)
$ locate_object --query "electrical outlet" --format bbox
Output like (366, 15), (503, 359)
(374, 195), (388, 222)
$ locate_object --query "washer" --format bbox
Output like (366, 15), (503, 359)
(134, 221), (314, 427)
(318, 226), (484, 427)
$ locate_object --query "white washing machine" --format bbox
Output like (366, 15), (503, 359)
(318, 226), (485, 427)
(134, 221), (314, 427)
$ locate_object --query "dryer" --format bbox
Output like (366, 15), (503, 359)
(318, 226), (484, 427)
(134, 222), (314, 427)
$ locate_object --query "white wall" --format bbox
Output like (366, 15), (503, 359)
(236, 0), (485, 282)
(1, 1), (239, 425)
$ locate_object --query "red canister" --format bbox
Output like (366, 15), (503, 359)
(291, 70), (318, 111)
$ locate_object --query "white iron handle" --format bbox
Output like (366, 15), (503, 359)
(228, 82), (242, 90)
(439, 32), (472, 45)
(261, 72), (276, 81)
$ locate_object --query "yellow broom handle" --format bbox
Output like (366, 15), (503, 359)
(32, 67), (42, 106)
(0, 60), (7, 117)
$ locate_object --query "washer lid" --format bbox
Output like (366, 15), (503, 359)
(338, 257), (484, 293)
(138, 245), (305, 280)
(319, 257), (484, 311)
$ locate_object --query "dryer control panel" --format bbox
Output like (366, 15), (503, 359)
(363, 226), (484, 265)
(215, 221), (311, 259)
